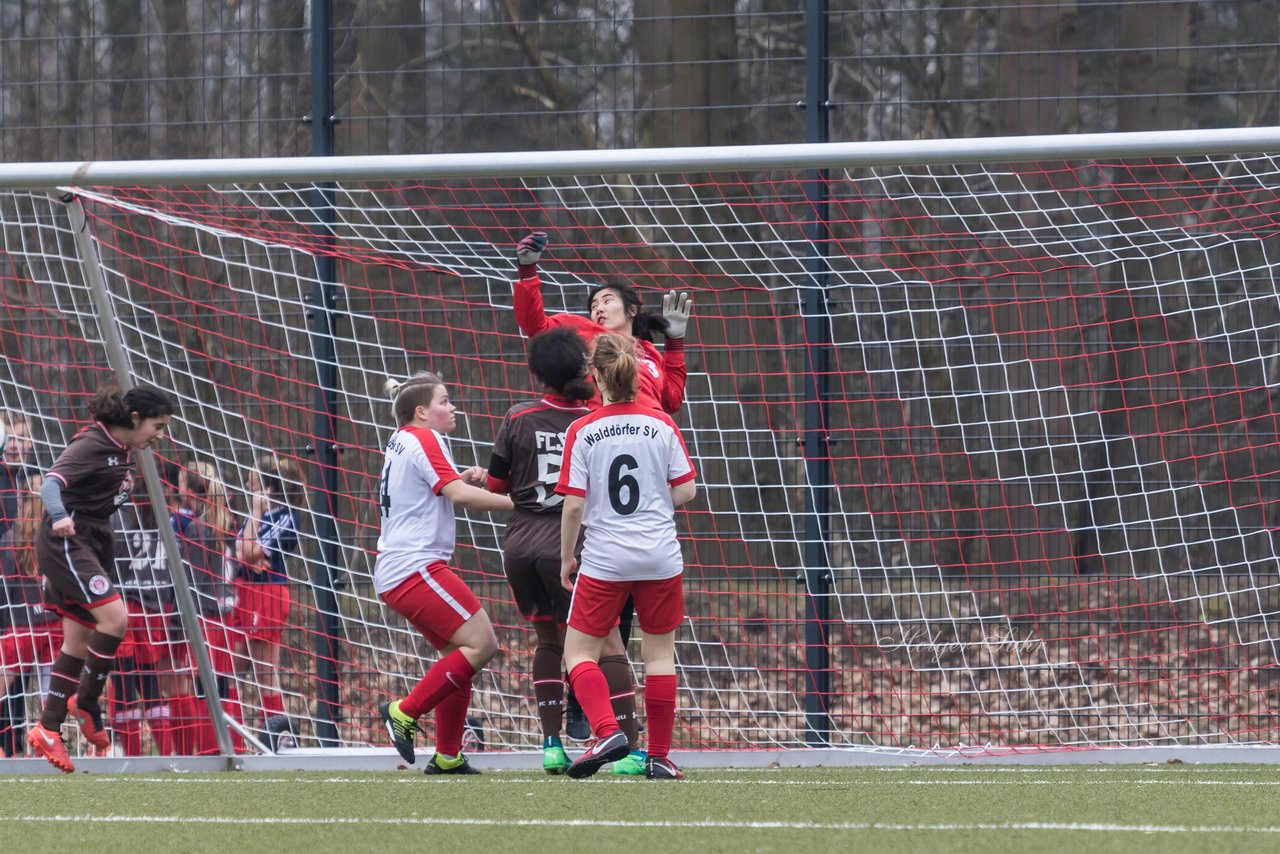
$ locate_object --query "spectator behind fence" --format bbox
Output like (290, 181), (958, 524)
(0, 411), (36, 757)
(233, 453), (301, 752)
(178, 459), (244, 754)
(0, 475), (60, 757)
(111, 473), (185, 756)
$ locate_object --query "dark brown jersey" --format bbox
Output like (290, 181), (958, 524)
(489, 395), (589, 622)
(488, 395), (591, 516)
(44, 422), (135, 520)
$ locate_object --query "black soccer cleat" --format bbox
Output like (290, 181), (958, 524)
(424, 753), (481, 775)
(566, 729), (630, 780)
(645, 755), (683, 780)
(379, 701), (417, 765)
(265, 714), (295, 753)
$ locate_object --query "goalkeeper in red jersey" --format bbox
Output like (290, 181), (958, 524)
(556, 334), (697, 780)
(512, 231), (693, 415)
(27, 384), (174, 773)
(375, 372), (513, 774)
(487, 327), (645, 775)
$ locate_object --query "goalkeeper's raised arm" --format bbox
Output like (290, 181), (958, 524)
(511, 231), (694, 415)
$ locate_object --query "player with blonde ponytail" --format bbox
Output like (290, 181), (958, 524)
(556, 335), (697, 780)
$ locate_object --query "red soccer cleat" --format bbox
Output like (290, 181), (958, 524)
(68, 695), (111, 752)
(27, 723), (75, 773)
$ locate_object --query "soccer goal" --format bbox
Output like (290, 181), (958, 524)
(2, 127), (1280, 769)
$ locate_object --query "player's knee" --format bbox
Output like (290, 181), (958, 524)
(476, 631), (499, 662)
(563, 652), (591, 672)
(463, 629), (499, 668)
(536, 639), (564, 658)
(533, 623), (564, 657)
(94, 611), (128, 638)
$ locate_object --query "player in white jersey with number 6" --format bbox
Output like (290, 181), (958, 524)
(375, 371), (513, 775)
(556, 333), (697, 780)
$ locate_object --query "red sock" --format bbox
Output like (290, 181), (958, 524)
(643, 674), (677, 759)
(114, 707), (143, 756)
(223, 686), (245, 753)
(147, 704), (175, 755)
(170, 694), (198, 755)
(191, 695), (217, 756)
(191, 690), (243, 755)
(567, 662), (619, 739)
(401, 649), (476, 720)
(433, 681), (471, 757)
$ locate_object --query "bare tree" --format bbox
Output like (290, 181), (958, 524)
(1084, 2), (1191, 579)
(997, 0), (1079, 136)
(156, 0), (198, 157)
(1118, 2), (1190, 132)
(634, 0), (745, 147)
(104, 0), (148, 158)
(341, 0), (426, 154)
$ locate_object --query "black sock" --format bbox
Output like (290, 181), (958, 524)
(76, 632), (123, 709)
(41, 652), (86, 730)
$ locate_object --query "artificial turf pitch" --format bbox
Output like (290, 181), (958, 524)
(1, 764), (1278, 853)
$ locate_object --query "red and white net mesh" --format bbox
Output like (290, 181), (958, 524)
(0, 153), (1278, 756)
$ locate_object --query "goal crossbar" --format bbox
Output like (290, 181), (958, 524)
(0, 126), (1276, 187)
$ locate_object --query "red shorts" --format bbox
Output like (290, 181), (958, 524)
(198, 616), (243, 675)
(568, 574), (684, 638)
(0, 627), (62, 669)
(381, 562), (481, 650)
(233, 581), (291, 645)
(120, 604), (183, 666)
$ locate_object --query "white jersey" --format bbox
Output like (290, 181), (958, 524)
(373, 425), (461, 594)
(556, 402), (695, 581)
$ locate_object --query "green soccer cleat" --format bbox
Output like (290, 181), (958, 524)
(543, 743), (571, 775)
(379, 700), (417, 764)
(425, 753), (482, 775)
(610, 749), (648, 776)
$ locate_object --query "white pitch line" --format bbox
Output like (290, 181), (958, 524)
(2, 815), (1280, 834)
(1, 775), (1279, 786)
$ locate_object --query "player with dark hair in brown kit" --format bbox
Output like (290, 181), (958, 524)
(27, 384), (174, 772)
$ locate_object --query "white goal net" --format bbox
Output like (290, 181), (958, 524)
(0, 131), (1279, 760)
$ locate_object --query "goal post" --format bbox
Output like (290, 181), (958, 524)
(1, 127), (1280, 765)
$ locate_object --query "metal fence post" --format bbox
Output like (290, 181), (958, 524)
(800, 0), (834, 745)
(306, 0), (343, 748)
